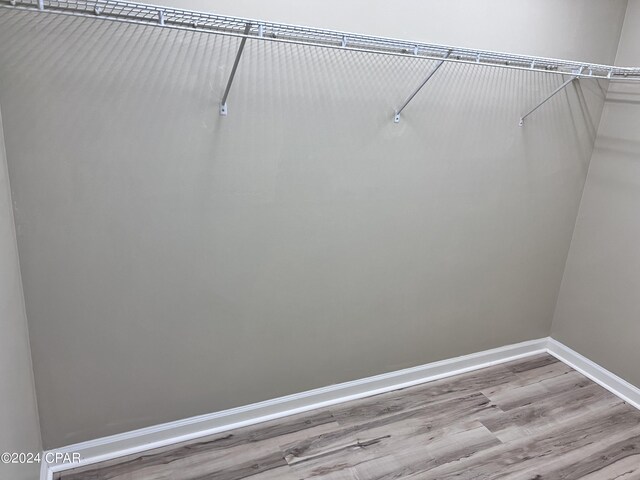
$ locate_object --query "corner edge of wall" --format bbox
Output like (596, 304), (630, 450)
(547, 337), (640, 410)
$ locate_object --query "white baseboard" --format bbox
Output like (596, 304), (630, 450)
(546, 338), (640, 411)
(42, 336), (640, 480)
(42, 337), (548, 479)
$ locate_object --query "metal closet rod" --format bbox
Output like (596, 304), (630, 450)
(3, 0), (640, 81)
(4, 0), (640, 125)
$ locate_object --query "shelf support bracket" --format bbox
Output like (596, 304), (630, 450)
(220, 23), (252, 117)
(519, 67), (584, 127)
(394, 50), (451, 123)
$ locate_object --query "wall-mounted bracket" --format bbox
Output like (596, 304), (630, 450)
(519, 67), (584, 127)
(7, 0), (640, 86)
(393, 50), (451, 123)
(219, 23), (252, 117)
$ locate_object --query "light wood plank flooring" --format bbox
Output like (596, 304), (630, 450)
(57, 354), (640, 479)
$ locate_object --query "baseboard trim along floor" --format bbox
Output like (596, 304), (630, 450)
(546, 338), (640, 411)
(41, 336), (640, 480)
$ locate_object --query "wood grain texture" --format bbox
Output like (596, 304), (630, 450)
(56, 354), (640, 480)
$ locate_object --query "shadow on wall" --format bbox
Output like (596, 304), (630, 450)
(0, 9), (603, 149)
(605, 80), (640, 104)
(592, 80), (640, 161)
(0, 8), (608, 448)
(595, 135), (640, 162)
(550, 73), (640, 390)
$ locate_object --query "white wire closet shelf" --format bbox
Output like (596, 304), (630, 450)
(3, 0), (640, 124)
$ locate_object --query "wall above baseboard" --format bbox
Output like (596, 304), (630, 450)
(41, 337), (640, 480)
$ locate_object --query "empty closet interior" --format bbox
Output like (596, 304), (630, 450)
(1, 1), (640, 479)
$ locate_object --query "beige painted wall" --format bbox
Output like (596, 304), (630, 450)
(552, 0), (640, 387)
(0, 107), (42, 479)
(0, 1), (627, 448)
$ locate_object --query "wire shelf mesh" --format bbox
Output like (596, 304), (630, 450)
(2, 0), (640, 80)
